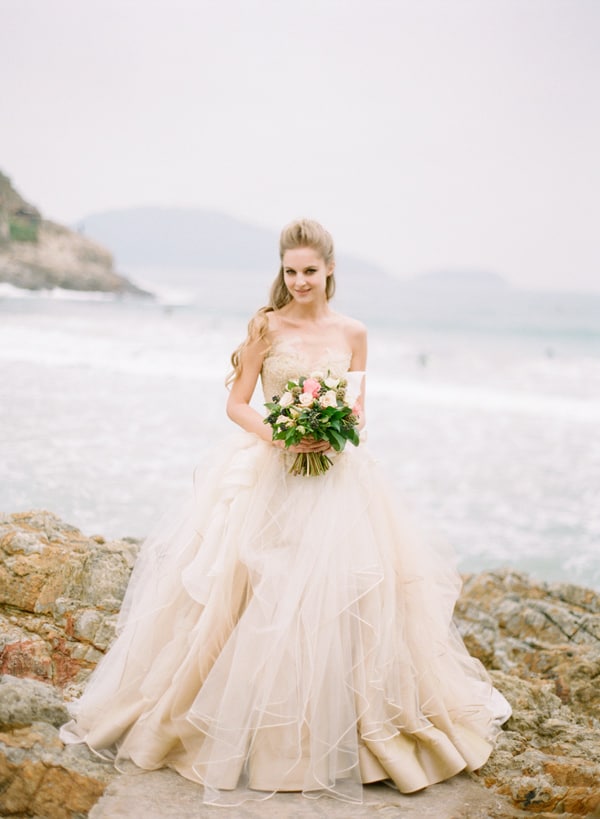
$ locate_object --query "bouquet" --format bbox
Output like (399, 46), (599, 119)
(264, 371), (361, 476)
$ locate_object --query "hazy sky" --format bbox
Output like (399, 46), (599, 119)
(1, 0), (599, 290)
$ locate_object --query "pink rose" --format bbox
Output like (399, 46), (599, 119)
(303, 378), (320, 398)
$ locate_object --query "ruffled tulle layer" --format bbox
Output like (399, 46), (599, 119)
(60, 432), (510, 805)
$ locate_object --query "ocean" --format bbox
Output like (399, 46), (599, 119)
(1, 273), (599, 590)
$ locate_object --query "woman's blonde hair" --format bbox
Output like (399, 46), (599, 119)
(226, 219), (336, 386)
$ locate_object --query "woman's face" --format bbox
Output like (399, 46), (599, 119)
(282, 246), (333, 304)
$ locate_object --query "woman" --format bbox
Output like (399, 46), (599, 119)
(61, 218), (511, 806)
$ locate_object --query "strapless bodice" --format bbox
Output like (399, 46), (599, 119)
(261, 337), (352, 401)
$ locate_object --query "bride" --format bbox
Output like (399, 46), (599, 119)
(60, 218), (511, 805)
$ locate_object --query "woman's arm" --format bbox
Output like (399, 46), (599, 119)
(226, 334), (331, 453)
(226, 338), (273, 443)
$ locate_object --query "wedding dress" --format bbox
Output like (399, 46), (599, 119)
(60, 337), (511, 805)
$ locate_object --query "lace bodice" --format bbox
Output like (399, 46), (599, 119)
(261, 337), (352, 401)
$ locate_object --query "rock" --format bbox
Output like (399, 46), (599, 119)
(0, 675), (115, 818)
(0, 720), (114, 819)
(456, 569), (600, 720)
(0, 170), (151, 295)
(456, 569), (600, 815)
(2, 514), (600, 816)
(0, 675), (69, 729)
(88, 768), (524, 819)
(0, 510), (139, 691)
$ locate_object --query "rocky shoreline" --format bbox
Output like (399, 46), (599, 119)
(1, 510), (599, 818)
(0, 171), (150, 295)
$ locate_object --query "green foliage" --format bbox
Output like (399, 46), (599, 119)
(9, 218), (38, 242)
(264, 373), (360, 477)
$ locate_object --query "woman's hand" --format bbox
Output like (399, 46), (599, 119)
(272, 437), (331, 454)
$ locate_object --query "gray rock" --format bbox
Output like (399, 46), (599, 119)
(0, 674), (70, 728)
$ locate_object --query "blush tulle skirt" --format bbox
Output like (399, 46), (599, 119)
(60, 432), (511, 805)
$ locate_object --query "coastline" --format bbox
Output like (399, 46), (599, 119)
(2, 285), (599, 593)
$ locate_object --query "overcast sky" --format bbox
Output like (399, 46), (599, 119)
(1, 0), (599, 291)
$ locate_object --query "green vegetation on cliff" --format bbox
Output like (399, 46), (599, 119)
(8, 218), (38, 242)
(0, 170), (41, 245)
(0, 170), (150, 294)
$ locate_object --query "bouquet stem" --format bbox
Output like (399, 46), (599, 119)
(289, 452), (333, 476)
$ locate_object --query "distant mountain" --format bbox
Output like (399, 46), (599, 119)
(0, 171), (148, 294)
(79, 207), (390, 278)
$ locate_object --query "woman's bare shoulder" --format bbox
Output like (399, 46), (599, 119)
(336, 313), (367, 342)
(335, 315), (367, 370)
(264, 307), (290, 337)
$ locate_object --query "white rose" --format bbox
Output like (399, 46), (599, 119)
(319, 390), (338, 408)
(298, 393), (314, 407)
(309, 370), (324, 380)
(276, 414), (290, 426)
(324, 376), (339, 389)
(279, 392), (294, 408)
